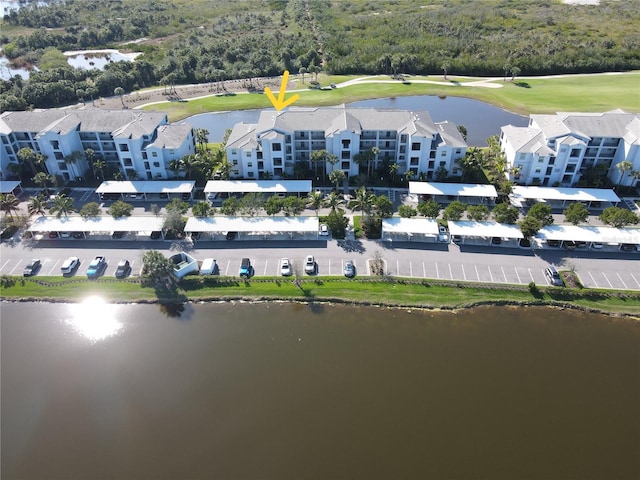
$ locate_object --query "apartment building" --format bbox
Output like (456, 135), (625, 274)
(0, 107), (195, 181)
(500, 110), (640, 187)
(225, 107), (467, 180)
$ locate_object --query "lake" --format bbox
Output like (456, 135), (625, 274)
(186, 96), (528, 147)
(2, 301), (638, 480)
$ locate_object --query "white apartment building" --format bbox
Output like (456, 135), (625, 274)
(225, 107), (467, 180)
(500, 110), (640, 188)
(0, 107), (195, 181)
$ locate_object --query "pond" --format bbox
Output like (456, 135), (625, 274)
(185, 96), (528, 147)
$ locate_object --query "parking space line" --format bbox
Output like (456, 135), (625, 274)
(224, 259), (230, 276)
(396, 260), (399, 276)
(8, 260), (22, 275)
(488, 266), (494, 283)
(474, 265), (479, 281)
(409, 261), (413, 277)
(514, 267), (521, 284)
(461, 264), (467, 281)
(630, 273), (640, 289)
(528, 268), (535, 282)
(588, 272), (598, 288)
(422, 262), (426, 278)
(1, 259), (10, 273)
(328, 260), (331, 275)
(47, 259), (60, 275)
(263, 260), (268, 276)
(500, 266), (507, 283)
(448, 264), (453, 280)
(601, 272), (613, 288)
(616, 273), (628, 290)
(435, 263), (439, 279)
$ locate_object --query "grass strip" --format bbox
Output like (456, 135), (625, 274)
(2, 276), (639, 316)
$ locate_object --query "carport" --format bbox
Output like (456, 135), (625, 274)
(535, 225), (640, 249)
(95, 180), (196, 200)
(448, 221), (524, 245)
(510, 186), (620, 208)
(28, 215), (165, 239)
(184, 216), (320, 240)
(382, 218), (439, 242)
(409, 182), (498, 205)
(0, 180), (23, 196)
(204, 180), (312, 201)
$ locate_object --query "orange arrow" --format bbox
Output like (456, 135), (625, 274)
(264, 70), (300, 111)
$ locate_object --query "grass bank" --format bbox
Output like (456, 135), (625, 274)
(2, 276), (639, 316)
(144, 72), (640, 122)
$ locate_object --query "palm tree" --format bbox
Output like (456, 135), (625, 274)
(195, 128), (210, 152)
(298, 66), (307, 84)
(27, 195), (46, 217)
(168, 158), (183, 179)
(441, 60), (451, 79)
(326, 154), (339, 174)
(0, 193), (20, 220)
(17, 147), (39, 176)
(33, 172), (54, 195)
(114, 86), (125, 107)
(388, 163), (400, 184)
(324, 191), (345, 214)
(310, 149), (327, 178)
(615, 161), (633, 188)
(306, 191), (324, 216)
(49, 194), (76, 218)
(349, 186), (375, 218)
(64, 150), (84, 180)
(329, 169), (346, 192)
(92, 159), (106, 182)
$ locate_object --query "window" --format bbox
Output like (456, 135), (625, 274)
(152, 152), (158, 157)
(341, 161), (350, 169)
(410, 157), (419, 166)
(519, 153), (526, 160)
(273, 158), (283, 166)
(342, 140), (350, 149)
(342, 151), (350, 159)
(441, 151), (447, 157)
(411, 142), (421, 151)
(54, 152), (64, 160)
(570, 148), (581, 157)
(535, 168), (541, 173)
(119, 144), (129, 152)
(153, 162), (160, 168)
(232, 159), (238, 165)
(247, 162), (253, 167)
(439, 161), (446, 167)
(246, 151), (252, 157)
(50, 141), (60, 149)
(272, 143), (282, 152)
(248, 172), (254, 178)
(455, 149), (461, 154)
(549, 157), (555, 165)
(57, 161), (66, 170)
(144, 161), (150, 170)
(231, 149), (237, 155)
(428, 161), (435, 169)
(538, 157), (544, 162)
(565, 164), (576, 173)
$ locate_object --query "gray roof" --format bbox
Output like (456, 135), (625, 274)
(531, 111), (640, 141)
(226, 122), (258, 149)
(501, 125), (554, 155)
(253, 106), (442, 139)
(148, 123), (193, 149)
(435, 121), (467, 148)
(0, 107), (166, 139)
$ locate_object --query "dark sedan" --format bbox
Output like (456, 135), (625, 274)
(23, 259), (41, 277)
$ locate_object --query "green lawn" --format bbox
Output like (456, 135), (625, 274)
(145, 72), (640, 122)
(2, 276), (639, 315)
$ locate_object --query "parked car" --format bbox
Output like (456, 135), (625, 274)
(620, 243), (639, 252)
(86, 256), (107, 278)
(304, 255), (316, 275)
(591, 242), (603, 249)
(200, 258), (217, 275)
(60, 231), (71, 238)
(544, 266), (564, 287)
(546, 240), (560, 247)
(150, 231), (162, 240)
(280, 258), (292, 276)
(491, 237), (502, 245)
(226, 231), (237, 240)
(112, 231), (125, 239)
(23, 259), (41, 277)
(344, 260), (355, 278)
(319, 224), (329, 236)
(563, 241), (576, 250)
(239, 258), (251, 278)
(182, 193), (191, 200)
(72, 232), (85, 239)
(575, 241), (587, 248)
(114, 259), (131, 279)
(452, 235), (462, 243)
(159, 192), (169, 199)
(60, 256), (80, 276)
(48, 232), (59, 239)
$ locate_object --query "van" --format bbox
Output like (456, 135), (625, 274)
(200, 258), (217, 275)
(544, 266), (563, 287)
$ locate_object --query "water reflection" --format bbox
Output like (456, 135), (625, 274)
(65, 296), (123, 342)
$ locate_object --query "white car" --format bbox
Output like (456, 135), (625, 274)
(591, 242), (603, 249)
(280, 258), (292, 276)
(319, 224), (329, 236)
(304, 255), (315, 275)
(60, 256), (80, 275)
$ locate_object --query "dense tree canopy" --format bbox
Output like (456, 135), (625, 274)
(2, 0), (639, 111)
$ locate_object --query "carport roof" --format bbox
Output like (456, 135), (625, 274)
(409, 182), (498, 198)
(536, 225), (640, 243)
(28, 215), (164, 232)
(204, 180), (312, 193)
(511, 186), (620, 203)
(0, 180), (21, 194)
(185, 216), (319, 233)
(382, 218), (439, 235)
(448, 221), (524, 239)
(95, 181), (195, 194)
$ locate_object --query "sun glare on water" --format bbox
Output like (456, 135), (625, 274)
(66, 296), (123, 342)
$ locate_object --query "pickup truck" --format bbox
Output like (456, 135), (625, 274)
(86, 256), (106, 278)
(239, 258), (251, 278)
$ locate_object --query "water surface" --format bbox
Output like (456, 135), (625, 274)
(2, 302), (638, 479)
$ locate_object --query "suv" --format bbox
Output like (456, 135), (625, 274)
(60, 256), (80, 276)
(544, 266), (564, 287)
(115, 259), (131, 279)
(344, 260), (355, 278)
(304, 255), (315, 275)
(239, 258), (251, 277)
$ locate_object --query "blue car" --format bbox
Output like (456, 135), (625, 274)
(86, 256), (106, 278)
